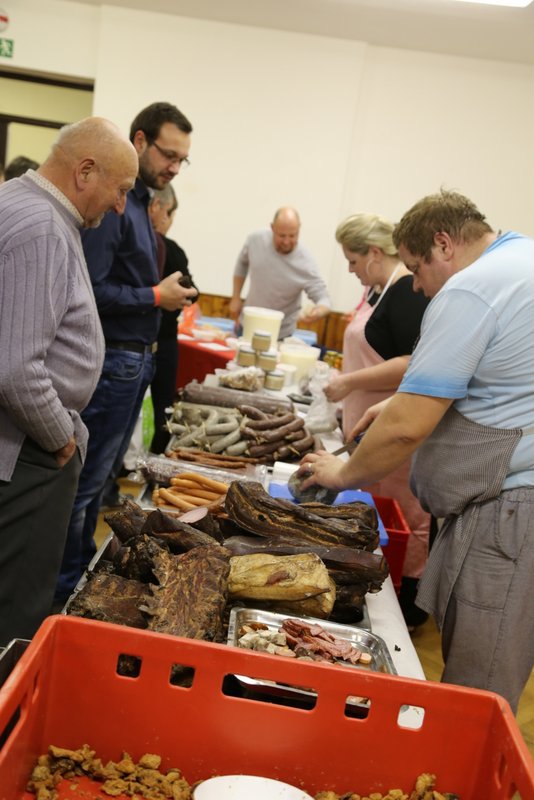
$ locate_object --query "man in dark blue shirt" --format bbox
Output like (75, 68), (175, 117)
(55, 102), (197, 604)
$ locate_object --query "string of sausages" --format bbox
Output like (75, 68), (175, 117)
(166, 403), (314, 463)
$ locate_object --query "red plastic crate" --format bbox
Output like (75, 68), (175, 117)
(373, 494), (411, 593)
(0, 615), (533, 799)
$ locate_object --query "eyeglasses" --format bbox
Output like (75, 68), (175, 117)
(150, 140), (190, 168)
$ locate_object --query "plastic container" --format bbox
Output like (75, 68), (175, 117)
(0, 615), (532, 799)
(242, 307), (284, 343)
(276, 362), (298, 387)
(197, 316), (236, 334)
(278, 344), (321, 384)
(373, 495), (411, 593)
(292, 328), (317, 346)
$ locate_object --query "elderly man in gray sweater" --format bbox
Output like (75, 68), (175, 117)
(0, 117), (138, 646)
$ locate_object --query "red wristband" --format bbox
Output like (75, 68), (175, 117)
(153, 285), (161, 307)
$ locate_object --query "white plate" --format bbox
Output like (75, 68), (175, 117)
(193, 775), (313, 800)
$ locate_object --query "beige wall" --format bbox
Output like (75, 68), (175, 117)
(4, 0), (534, 311)
(0, 75), (94, 163)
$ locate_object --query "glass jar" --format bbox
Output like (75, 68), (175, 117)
(236, 346), (257, 367)
(264, 370), (286, 391)
(251, 329), (272, 352)
(257, 350), (278, 371)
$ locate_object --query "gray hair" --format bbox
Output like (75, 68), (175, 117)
(335, 213), (397, 256)
(150, 184), (177, 212)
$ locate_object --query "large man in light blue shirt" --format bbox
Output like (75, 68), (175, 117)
(300, 190), (534, 713)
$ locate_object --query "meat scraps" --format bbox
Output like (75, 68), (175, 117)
(281, 618), (363, 664)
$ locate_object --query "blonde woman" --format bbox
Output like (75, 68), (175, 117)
(325, 213), (430, 626)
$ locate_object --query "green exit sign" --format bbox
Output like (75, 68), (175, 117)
(0, 38), (13, 58)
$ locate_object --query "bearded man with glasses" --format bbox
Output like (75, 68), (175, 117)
(54, 102), (198, 607)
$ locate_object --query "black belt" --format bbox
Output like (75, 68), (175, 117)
(106, 340), (158, 355)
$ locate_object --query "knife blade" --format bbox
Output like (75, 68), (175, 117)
(331, 432), (365, 457)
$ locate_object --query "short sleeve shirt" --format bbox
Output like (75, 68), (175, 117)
(398, 232), (534, 488)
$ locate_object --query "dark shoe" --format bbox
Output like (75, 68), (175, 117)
(398, 576), (429, 630)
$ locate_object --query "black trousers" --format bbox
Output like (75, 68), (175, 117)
(0, 437), (81, 646)
(150, 336), (178, 454)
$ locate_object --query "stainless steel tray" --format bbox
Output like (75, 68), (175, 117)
(228, 606), (392, 672)
(227, 606), (396, 712)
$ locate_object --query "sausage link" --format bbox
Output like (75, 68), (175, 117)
(284, 428), (306, 443)
(225, 439), (249, 456)
(261, 417), (305, 442)
(237, 404), (268, 420)
(247, 439), (284, 457)
(242, 412), (295, 431)
(205, 416), (239, 436)
(288, 432), (315, 453)
(209, 427), (242, 454)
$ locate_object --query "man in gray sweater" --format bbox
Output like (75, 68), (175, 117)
(230, 207), (331, 340)
(0, 117), (138, 646)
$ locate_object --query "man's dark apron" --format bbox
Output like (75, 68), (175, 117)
(409, 406), (527, 627)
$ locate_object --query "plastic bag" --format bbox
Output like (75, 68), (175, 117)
(178, 301), (200, 335)
(218, 366), (265, 392)
(302, 361), (339, 434)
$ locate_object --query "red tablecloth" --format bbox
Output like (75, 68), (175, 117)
(176, 335), (236, 389)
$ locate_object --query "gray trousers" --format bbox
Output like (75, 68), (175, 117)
(0, 437), (81, 647)
(441, 487), (534, 714)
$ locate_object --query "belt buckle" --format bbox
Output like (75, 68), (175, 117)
(150, 342), (158, 354)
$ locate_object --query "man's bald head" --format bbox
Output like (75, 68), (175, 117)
(48, 117), (138, 176)
(271, 206), (301, 255)
(39, 117), (138, 228)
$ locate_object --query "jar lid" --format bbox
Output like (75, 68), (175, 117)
(238, 345), (255, 354)
(252, 329), (272, 338)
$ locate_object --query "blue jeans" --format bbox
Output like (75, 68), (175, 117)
(55, 348), (155, 601)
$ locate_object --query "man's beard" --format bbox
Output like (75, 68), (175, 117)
(138, 160), (170, 190)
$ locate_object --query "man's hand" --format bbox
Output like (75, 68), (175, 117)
(297, 450), (347, 492)
(298, 303), (330, 325)
(158, 271), (198, 312)
(229, 296), (243, 320)
(54, 436), (76, 468)
(324, 373), (350, 403)
(346, 397), (392, 441)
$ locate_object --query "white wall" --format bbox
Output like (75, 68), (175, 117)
(7, 0), (98, 79)
(5, 0), (534, 312)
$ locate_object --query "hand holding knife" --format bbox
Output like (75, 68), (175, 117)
(331, 432), (365, 457)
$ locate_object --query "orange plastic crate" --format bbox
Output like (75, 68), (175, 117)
(373, 494), (411, 593)
(0, 615), (533, 799)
